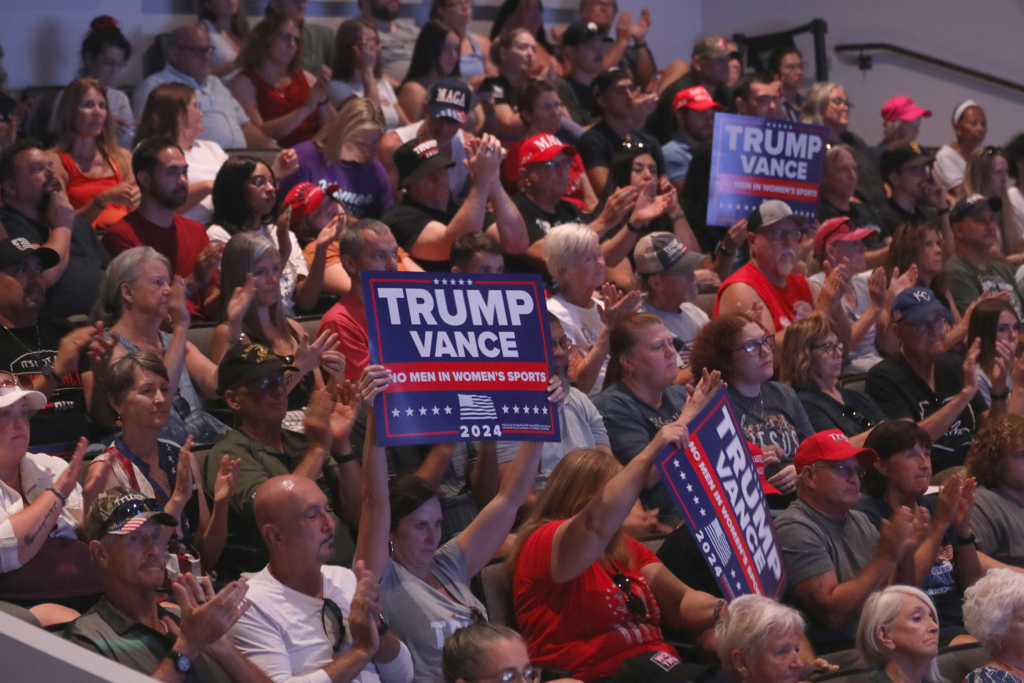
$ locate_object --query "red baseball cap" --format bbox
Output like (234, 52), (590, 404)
(519, 134), (576, 171)
(812, 216), (880, 259)
(283, 182), (339, 227)
(881, 95), (932, 123)
(794, 429), (877, 474)
(672, 85), (724, 112)
(747, 443), (781, 496)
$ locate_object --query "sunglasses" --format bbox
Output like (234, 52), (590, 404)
(173, 391), (191, 419)
(100, 497), (162, 539)
(610, 569), (647, 618)
(322, 597), (346, 652)
(0, 372), (33, 395)
(249, 374), (288, 393)
(842, 406), (875, 431)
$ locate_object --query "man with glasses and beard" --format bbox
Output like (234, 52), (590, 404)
(716, 200), (849, 365)
(103, 136), (223, 320)
(0, 138), (110, 318)
(867, 286), (999, 473)
(358, 0), (420, 86)
(228, 474), (413, 683)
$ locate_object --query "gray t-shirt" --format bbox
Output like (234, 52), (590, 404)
(380, 539), (488, 683)
(775, 499), (880, 650)
(972, 486), (1024, 568)
(726, 382), (814, 461)
(496, 386), (609, 489)
(379, 20), (421, 83)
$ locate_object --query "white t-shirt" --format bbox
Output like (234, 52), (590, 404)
(934, 144), (967, 191)
(393, 122), (470, 200)
(547, 294), (607, 396)
(0, 452), (84, 573)
(329, 79), (402, 131)
(207, 223), (309, 318)
(809, 270), (882, 375)
(1008, 187), (1024, 239)
(204, 19), (240, 83)
(230, 565), (414, 683)
(182, 139), (229, 226)
(640, 300), (709, 368)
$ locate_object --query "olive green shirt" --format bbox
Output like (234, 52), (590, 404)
(302, 22), (335, 75)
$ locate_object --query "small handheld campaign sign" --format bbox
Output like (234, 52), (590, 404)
(655, 388), (787, 600)
(706, 113), (829, 227)
(362, 271), (560, 446)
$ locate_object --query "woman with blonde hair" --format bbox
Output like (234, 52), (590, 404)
(277, 97), (393, 219)
(508, 370), (725, 682)
(962, 568), (1024, 683)
(781, 315), (887, 445)
(961, 146), (1024, 263)
(199, 0), (249, 81)
(228, 13), (334, 148)
(51, 76), (139, 229)
(855, 586), (946, 683)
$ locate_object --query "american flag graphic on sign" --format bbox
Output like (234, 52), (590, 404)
(706, 519), (733, 566)
(458, 394), (498, 420)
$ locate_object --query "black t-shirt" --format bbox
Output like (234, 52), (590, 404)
(0, 318), (91, 448)
(380, 197), (493, 272)
(817, 198), (888, 246)
(480, 74), (517, 109)
(797, 386), (889, 438)
(877, 197), (939, 238)
(866, 352), (988, 472)
(555, 76), (595, 127)
(503, 193), (586, 283)
(644, 72), (731, 144)
(0, 207), (110, 319)
(657, 525), (722, 598)
(839, 130), (887, 210)
(576, 122), (665, 173)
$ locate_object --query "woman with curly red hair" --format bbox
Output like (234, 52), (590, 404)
(965, 414), (1024, 570)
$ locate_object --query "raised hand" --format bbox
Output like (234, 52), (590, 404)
(598, 185), (639, 229)
(55, 325), (97, 378)
(271, 148), (300, 179)
(319, 350), (347, 388)
(347, 560), (381, 656)
(192, 243), (225, 289)
(680, 368), (723, 423)
(304, 388), (337, 454)
(867, 267), (888, 309)
(169, 276), (191, 329)
(85, 321), (118, 376)
(546, 374), (565, 412)
(632, 7), (651, 40)
(315, 212), (346, 253)
(934, 471), (965, 529)
(599, 282), (642, 329)
(225, 275), (257, 328)
(172, 437), (196, 507)
(630, 180), (672, 226)
(654, 410), (690, 450)
(294, 331), (340, 375)
(952, 476), (977, 534)
(212, 455), (241, 506)
(722, 218), (748, 252)
(167, 575), (251, 658)
(357, 365), (392, 406)
(961, 338), (981, 401)
(888, 264), (917, 301)
(329, 380), (360, 444)
(878, 505), (915, 562)
(53, 437), (88, 501)
(46, 186), (76, 229)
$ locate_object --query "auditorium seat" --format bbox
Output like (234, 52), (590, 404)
(478, 560), (517, 629)
(224, 148), (280, 169)
(19, 85), (63, 147)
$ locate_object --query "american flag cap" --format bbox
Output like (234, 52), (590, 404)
(84, 487), (177, 542)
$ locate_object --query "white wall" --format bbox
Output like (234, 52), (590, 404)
(699, 0), (1024, 148)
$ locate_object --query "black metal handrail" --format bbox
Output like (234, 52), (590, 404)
(834, 42), (1024, 96)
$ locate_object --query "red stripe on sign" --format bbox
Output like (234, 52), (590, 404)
(716, 173), (820, 202)
(385, 362), (550, 392)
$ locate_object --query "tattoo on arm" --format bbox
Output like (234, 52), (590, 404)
(24, 501), (59, 546)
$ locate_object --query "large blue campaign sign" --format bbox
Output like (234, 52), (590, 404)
(655, 388), (787, 600)
(707, 112), (829, 227)
(362, 271), (560, 446)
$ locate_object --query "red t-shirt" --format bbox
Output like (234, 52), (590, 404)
(714, 261), (814, 331)
(102, 212), (217, 319)
(318, 293), (368, 382)
(513, 520), (674, 682)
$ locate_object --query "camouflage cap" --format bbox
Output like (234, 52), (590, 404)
(83, 487), (177, 542)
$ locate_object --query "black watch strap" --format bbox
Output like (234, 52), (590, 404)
(957, 532), (976, 547)
(170, 649), (192, 673)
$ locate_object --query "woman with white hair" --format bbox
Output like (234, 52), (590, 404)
(715, 594), (805, 683)
(962, 568), (1024, 683)
(856, 586), (946, 683)
(542, 224), (641, 396)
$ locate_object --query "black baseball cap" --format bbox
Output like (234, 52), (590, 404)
(562, 20), (604, 47)
(950, 193), (1002, 224)
(0, 237), (59, 271)
(427, 78), (472, 123)
(591, 66), (632, 97)
(394, 137), (456, 189)
(217, 343), (298, 395)
(879, 141), (934, 183)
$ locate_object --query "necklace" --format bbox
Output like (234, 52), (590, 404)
(0, 322), (42, 355)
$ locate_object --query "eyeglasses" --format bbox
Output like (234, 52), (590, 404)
(95, 57), (126, 70)
(474, 666), (541, 683)
(321, 598), (346, 652)
(0, 372), (33, 395)
(815, 461), (864, 479)
(610, 569), (648, 617)
(842, 406), (875, 431)
(733, 335), (775, 357)
(757, 227), (806, 244)
(811, 341), (844, 357)
(173, 391), (192, 420)
(276, 31), (301, 45)
(177, 44), (215, 56)
(551, 336), (574, 352)
(829, 97), (852, 109)
(534, 158), (573, 171)
(783, 62), (805, 72)
(248, 175), (277, 188)
(100, 497), (162, 539)
(249, 374), (288, 393)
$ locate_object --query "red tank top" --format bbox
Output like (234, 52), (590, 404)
(714, 261), (814, 330)
(58, 152), (127, 229)
(243, 68), (321, 148)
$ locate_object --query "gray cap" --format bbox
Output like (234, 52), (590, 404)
(634, 233), (705, 276)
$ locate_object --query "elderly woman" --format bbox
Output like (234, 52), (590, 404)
(965, 414), (1024, 569)
(879, 96), (930, 148)
(430, 0), (496, 86)
(690, 313), (813, 493)
(509, 373), (724, 682)
(85, 247), (229, 447)
(0, 383), (98, 623)
(592, 312), (691, 524)
(356, 365), (554, 681)
(397, 21), (462, 124)
(542, 224), (642, 395)
(277, 97), (393, 220)
(330, 19), (408, 130)
(49, 17), (135, 149)
(961, 146), (1023, 262)
(480, 28), (540, 138)
(82, 352), (239, 573)
(935, 100), (987, 194)
(442, 623), (541, 683)
(856, 586), (947, 683)
(229, 13), (334, 148)
(963, 568), (1024, 683)
(715, 594), (806, 683)
(802, 81), (885, 208)
(781, 316), (888, 443)
(207, 157), (325, 316)
(51, 76), (139, 229)
(858, 420), (982, 638)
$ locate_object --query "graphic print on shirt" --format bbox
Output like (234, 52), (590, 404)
(429, 615), (475, 647)
(740, 412), (800, 458)
(916, 397), (975, 453)
(9, 349), (81, 412)
(977, 274), (1024, 319)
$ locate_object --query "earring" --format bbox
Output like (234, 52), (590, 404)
(115, 413), (122, 428)
(388, 539), (394, 557)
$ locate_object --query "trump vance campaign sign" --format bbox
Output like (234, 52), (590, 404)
(655, 387), (787, 600)
(707, 113), (829, 227)
(362, 271), (560, 446)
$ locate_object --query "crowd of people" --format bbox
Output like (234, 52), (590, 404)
(1, 3), (1024, 683)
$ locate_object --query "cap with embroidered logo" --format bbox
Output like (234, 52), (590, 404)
(282, 182), (340, 227)
(890, 286), (954, 326)
(949, 193), (1002, 225)
(394, 136), (456, 188)
(217, 343), (299, 395)
(84, 487), (177, 542)
(518, 133), (576, 170)
(794, 429), (877, 474)
(672, 85), (724, 112)
(0, 237), (59, 271)
(633, 233), (705, 276)
(427, 78), (472, 123)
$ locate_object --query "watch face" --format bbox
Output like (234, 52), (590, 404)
(175, 652), (192, 673)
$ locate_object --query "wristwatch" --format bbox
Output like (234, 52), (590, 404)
(169, 649), (192, 674)
(40, 363), (60, 384)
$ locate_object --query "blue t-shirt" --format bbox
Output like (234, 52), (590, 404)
(662, 137), (694, 183)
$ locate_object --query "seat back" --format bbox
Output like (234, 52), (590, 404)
(838, 373), (868, 395)
(478, 561), (517, 629)
(936, 643), (988, 682)
(143, 34), (172, 77)
(20, 85), (64, 146)
(187, 322), (218, 360)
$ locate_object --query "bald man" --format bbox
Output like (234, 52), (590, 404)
(133, 24), (274, 149)
(228, 476), (413, 683)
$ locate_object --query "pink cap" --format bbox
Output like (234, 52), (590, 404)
(813, 216), (880, 259)
(881, 95), (932, 123)
(672, 85), (724, 112)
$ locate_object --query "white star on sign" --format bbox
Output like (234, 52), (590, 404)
(513, 405), (520, 414)
(523, 404), (531, 413)
(730, 569), (736, 578)
(672, 459), (679, 468)
(502, 405), (509, 413)
(459, 279), (465, 285)
(406, 408), (414, 416)
(419, 407), (427, 415)
(735, 582), (742, 591)
(432, 406), (440, 415)
(533, 406), (539, 414)
(693, 496), (699, 505)
(391, 409), (400, 417)
(433, 278), (439, 284)
(686, 484), (693, 492)
(444, 406), (452, 414)
(442, 278), (448, 285)
(680, 472), (687, 480)
(699, 508), (706, 517)
(542, 406), (548, 414)
(466, 279), (473, 285)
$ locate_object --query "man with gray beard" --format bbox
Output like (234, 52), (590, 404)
(715, 200), (849, 366)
